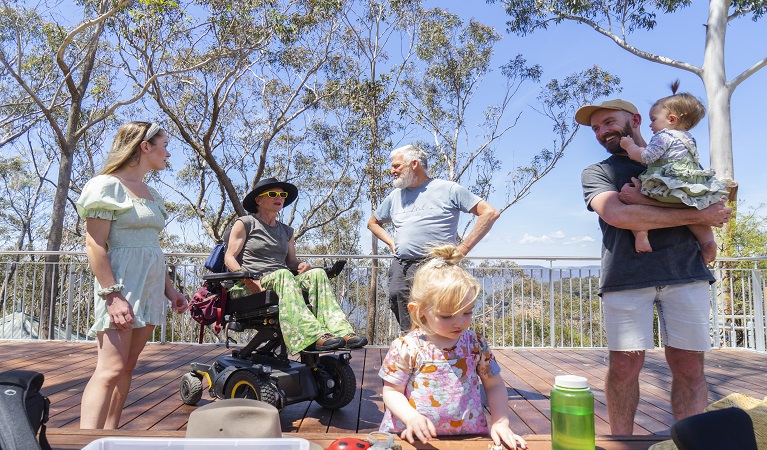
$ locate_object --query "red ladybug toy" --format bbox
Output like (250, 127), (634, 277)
(325, 438), (372, 450)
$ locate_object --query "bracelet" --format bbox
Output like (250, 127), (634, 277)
(97, 283), (124, 298)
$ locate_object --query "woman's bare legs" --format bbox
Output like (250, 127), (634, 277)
(80, 325), (155, 429)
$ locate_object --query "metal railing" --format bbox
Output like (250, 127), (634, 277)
(1, 251), (765, 352)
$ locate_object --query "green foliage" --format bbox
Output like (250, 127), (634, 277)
(494, 0), (696, 35)
(716, 203), (767, 268)
(495, 0), (764, 39)
(471, 264), (604, 347)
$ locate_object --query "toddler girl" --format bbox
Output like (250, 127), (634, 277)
(379, 245), (527, 449)
(620, 82), (732, 264)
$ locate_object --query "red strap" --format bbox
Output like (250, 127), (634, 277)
(213, 288), (229, 334)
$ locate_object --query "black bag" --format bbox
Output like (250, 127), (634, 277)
(0, 370), (51, 450)
(203, 215), (256, 273)
(671, 407), (758, 450)
(203, 242), (227, 273)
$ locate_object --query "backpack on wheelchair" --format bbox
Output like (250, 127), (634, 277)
(179, 259), (358, 411)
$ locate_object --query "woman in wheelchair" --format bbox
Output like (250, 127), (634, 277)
(223, 177), (367, 354)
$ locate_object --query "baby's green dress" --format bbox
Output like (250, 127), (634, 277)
(639, 129), (730, 209)
(76, 175), (169, 337)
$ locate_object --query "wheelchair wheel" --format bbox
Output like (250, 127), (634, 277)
(180, 373), (203, 405)
(314, 355), (356, 409)
(223, 369), (279, 407)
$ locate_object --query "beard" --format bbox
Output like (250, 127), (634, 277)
(393, 166), (415, 189)
(601, 122), (635, 155)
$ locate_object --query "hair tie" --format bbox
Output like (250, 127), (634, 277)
(143, 123), (161, 141)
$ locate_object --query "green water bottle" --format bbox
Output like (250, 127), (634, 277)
(551, 374), (595, 450)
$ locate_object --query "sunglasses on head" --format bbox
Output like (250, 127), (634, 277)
(258, 191), (289, 198)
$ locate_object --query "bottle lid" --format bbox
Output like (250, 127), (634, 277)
(555, 374), (588, 389)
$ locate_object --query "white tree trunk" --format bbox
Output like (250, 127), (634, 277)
(702, 0), (735, 181)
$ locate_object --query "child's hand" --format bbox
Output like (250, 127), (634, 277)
(490, 419), (527, 449)
(400, 412), (437, 444)
(620, 136), (634, 150)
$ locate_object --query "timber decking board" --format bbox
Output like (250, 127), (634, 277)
(3, 341), (767, 441)
(546, 348), (675, 432)
(492, 350), (552, 435)
(356, 347), (386, 433)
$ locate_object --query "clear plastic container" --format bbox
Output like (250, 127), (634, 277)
(81, 437), (312, 450)
(550, 374), (595, 450)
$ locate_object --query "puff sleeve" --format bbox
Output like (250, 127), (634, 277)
(75, 175), (133, 221)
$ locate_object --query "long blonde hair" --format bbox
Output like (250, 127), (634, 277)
(408, 244), (480, 334)
(100, 121), (164, 175)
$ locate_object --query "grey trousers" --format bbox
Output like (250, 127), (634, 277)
(388, 257), (422, 333)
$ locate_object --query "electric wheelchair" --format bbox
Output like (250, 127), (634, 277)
(179, 261), (357, 410)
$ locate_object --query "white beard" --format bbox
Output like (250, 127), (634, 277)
(393, 167), (415, 189)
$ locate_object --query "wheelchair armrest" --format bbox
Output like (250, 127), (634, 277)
(288, 261), (346, 278)
(325, 260), (346, 279)
(202, 271), (260, 282)
(203, 262), (345, 282)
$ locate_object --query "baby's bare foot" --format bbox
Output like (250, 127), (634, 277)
(701, 240), (718, 264)
(634, 231), (652, 253)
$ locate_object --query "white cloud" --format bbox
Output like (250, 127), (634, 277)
(518, 233), (555, 244)
(518, 231), (595, 246)
(565, 235), (596, 245)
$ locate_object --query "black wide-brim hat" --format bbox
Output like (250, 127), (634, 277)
(242, 177), (299, 213)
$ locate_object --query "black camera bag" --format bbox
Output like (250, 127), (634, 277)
(0, 370), (51, 450)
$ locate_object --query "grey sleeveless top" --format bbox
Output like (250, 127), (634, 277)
(238, 215), (294, 278)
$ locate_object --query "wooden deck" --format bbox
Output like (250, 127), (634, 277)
(4, 341), (767, 449)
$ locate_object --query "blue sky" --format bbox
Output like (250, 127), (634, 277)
(359, 1), (767, 263)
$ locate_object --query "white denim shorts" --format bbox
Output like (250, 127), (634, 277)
(602, 281), (711, 352)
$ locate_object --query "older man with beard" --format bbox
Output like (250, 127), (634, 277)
(577, 99), (732, 434)
(367, 144), (499, 332)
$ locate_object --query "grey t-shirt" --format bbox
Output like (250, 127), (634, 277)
(375, 179), (482, 259)
(238, 215), (294, 278)
(581, 154), (714, 294)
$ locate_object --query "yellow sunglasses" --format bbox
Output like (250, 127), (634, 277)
(258, 191), (289, 198)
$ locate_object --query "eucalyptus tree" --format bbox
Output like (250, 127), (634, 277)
(505, 66), (622, 213)
(119, 0), (364, 246)
(0, 149), (53, 251)
(337, 0), (421, 342)
(0, 0), (246, 337)
(0, 145), (55, 307)
(493, 0), (767, 197)
(401, 8), (538, 197)
(401, 8), (620, 223)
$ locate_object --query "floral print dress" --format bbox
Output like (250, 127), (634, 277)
(379, 329), (501, 435)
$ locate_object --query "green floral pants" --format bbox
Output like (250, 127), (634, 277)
(230, 268), (354, 354)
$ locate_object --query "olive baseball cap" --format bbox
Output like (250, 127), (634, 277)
(574, 99), (639, 126)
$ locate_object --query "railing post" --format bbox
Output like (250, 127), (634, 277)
(160, 279), (168, 345)
(66, 262), (75, 341)
(549, 261), (555, 348)
(752, 268), (765, 352)
(711, 266), (721, 349)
